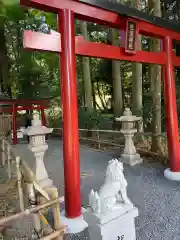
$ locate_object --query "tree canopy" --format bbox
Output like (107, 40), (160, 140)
(1, 0), (180, 152)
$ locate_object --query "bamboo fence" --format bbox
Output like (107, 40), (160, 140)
(0, 137), (66, 239)
(52, 127), (169, 164)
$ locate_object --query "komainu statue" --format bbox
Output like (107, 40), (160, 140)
(89, 159), (132, 214)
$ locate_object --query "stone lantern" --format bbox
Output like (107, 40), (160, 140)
(23, 115), (53, 188)
(116, 108), (143, 166)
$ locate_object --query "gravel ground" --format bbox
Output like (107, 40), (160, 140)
(12, 139), (180, 240)
(0, 167), (18, 218)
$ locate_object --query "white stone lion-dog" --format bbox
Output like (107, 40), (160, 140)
(89, 159), (132, 214)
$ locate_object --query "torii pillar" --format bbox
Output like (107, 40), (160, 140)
(22, 12), (87, 233)
(12, 104), (17, 145)
(40, 105), (46, 126)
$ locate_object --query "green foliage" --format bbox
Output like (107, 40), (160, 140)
(78, 109), (106, 129)
(1, 0), (180, 137)
(1, 0), (19, 5)
(1, 7), (59, 99)
(1, 0), (22, 19)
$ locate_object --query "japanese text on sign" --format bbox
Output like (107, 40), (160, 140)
(125, 21), (137, 53)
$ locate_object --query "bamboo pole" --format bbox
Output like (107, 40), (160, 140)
(53, 127), (168, 137)
(21, 160), (36, 183)
(1, 138), (12, 146)
(40, 213), (54, 236)
(54, 127), (168, 159)
(20, 160), (50, 201)
(80, 136), (120, 146)
(40, 228), (66, 240)
(74, 136), (168, 159)
(50, 188), (63, 240)
(0, 197), (64, 226)
(37, 187), (65, 238)
(7, 145), (12, 179)
(26, 182), (42, 238)
(16, 156), (24, 211)
(37, 190), (54, 236)
(2, 139), (5, 166)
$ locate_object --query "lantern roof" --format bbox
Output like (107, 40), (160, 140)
(116, 108), (141, 122)
(23, 115), (53, 136)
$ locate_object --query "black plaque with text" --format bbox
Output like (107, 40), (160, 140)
(125, 21), (137, 54)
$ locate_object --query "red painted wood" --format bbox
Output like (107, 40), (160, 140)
(172, 53), (180, 67)
(20, 0), (180, 40)
(163, 36), (180, 172)
(1, 101), (48, 145)
(23, 30), (84, 53)
(0, 98), (50, 105)
(0, 107), (13, 113)
(59, 9), (81, 218)
(20, 0), (121, 27)
(40, 106), (46, 126)
(23, 30), (167, 65)
(12, 104), (17, 145)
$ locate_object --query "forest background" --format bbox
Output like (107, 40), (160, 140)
(1, 0), (180, 155)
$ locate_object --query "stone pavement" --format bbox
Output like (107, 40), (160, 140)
(12, 139), (180, 240)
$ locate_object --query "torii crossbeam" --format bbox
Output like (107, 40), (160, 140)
(0, 98), (48, 144)
(21, 0), (180, 233)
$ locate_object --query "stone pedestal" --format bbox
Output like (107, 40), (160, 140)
(85, 159), (139, 240)
(61, 208), (88, 234)
(120, 153), (142, 166)
(48, 207), (88, 234)
(164, 168), (180, 181)
(33, 144), (53, 188)
(84, 206), (138, 240)
(120, 130), (142, 166)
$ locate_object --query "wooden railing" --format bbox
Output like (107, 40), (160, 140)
(52, 128), (168, 163)
(0, 137), (66, 239)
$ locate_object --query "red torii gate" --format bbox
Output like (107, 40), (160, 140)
(0, 98), (49, 145)
(21, 0), (180, 232)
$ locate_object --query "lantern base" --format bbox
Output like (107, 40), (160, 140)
(164, 168), (180, 181)
(120, 153), (143, 166)
(38, 178), (53, 189)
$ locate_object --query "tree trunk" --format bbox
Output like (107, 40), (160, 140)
(148, 0), (162, 152)
(112, 59), (123, 118)
(80, 21), (93, 137)
(111, 29), (123, 118)
(92, 81), (96, 109)
(0, 17), (9, 94)
(96, 81), (106, 110)
(132, 27), (142, 116)
(132, 0), (143, 136)
(108, 28), (123, 129)
(80, 21), (93, 113)
(132, 35), (143, 139)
